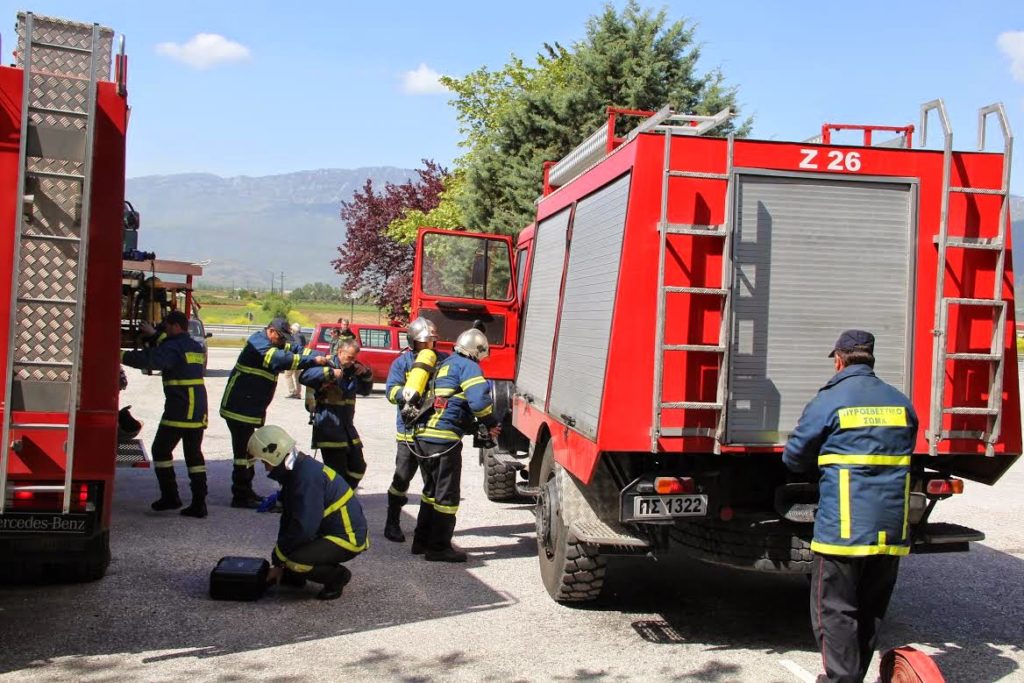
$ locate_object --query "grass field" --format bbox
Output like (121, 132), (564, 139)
(194, 293), (387, 327)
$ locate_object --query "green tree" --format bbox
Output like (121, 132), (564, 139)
(261, 294), (293, 320)
(290, 282), (342, 302)
(446, 1), (749, 233)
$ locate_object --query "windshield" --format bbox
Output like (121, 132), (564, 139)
(420, 232), (513, 302)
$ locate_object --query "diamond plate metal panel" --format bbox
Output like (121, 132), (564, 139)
(14, 303), (75, 382)
(18, 241), (79, 300)
(16, 13), (113, 81)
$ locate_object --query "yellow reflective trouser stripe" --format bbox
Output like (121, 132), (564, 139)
(324, 534), (368, 553)
(323, 488), (354, 518)
(839, 469), (851, 540)
(837, 406), (908, 429)
(461, 375), (485, 390)
(263, 348), (276, 368)
(274, 545), (313, 573)
(474, 404), (493, 418)
(234, 363), (276, 382)
(233, 458), (253, 467)
(817, 454), (911, 467)
(160, 419), (207, 428)
(388, 385), (400, 402)
(421, 494), (436, 504)
(154, 460), (174, 469)
(290, 354), (300, 371)
(417, 427), (460, 441)
(320, 399), (356, 406)
(388, 485), (408, 496)
(187, 387), (195, 421)
(316, 441), (349, 448)
(185, 352), (205, 365)
(164, 378), (204, 386)
(221, 409), (263, 425)
(902, 473), (911, 540)
(346, 470), (364, 480)
(810, 541), (910, 556)
(188, 465), (206, 474)
(433, 502), (458, 515)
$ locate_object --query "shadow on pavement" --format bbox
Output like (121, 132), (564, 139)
(0, 462), (517, 676)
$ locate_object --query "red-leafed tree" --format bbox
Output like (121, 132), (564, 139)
(333, 160), (448, 322)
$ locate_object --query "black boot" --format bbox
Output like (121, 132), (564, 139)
(280, 570), (307, 588)
(316, 565), (352, 601)
(384, 493), (406, 543)
(424, 512), (466, 563)
(181, 469), (208, 518)
(150, 464), (182, 511)
(231, 461), (261, 508)
(411, 502), (433, 555)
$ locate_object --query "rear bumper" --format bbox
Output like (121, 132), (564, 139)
(0, 525), (110, 580)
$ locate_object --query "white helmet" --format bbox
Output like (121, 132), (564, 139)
(454, 328), (489, 361)
(407, 317), (438, 344)
(247, 425), (296, 467)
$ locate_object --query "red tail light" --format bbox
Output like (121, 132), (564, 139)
(926, 478), (964, 495)
(6, 483), (93, 511)
(654, 477), (695, 494)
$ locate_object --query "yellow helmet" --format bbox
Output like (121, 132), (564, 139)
(247, 425), (296, 466)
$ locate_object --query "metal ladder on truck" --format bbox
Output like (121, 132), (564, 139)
(922, 99), (1014, 458)
(650, 108), (736, 453)
(0, 13), (105, 514)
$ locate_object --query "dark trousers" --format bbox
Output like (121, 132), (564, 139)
(320, 443), (366, 490)
(387, 441), (420, 502)
(811, 553), (900, 683)
(151, 424), (206, 500)
(226, 418), (258, 497)
(413, 440), (462, 549)
(281, 538), (357, 585)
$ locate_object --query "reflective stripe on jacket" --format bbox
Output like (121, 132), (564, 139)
(384, 349), (449, 441)
(782, 364), (919, 557)
(299, 352), (372, 450)
(411, 353), (497, 444)
(121, 332), (207, 429)
(268, 452), (369, 564)
(219, 331), (319, 424)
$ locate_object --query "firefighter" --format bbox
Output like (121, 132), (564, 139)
(382, 317), (446, 543)
(406, 328), (499, 562)
(220, 317), (329, 508)
(329, 318), (357, 357)
(299, 338), (373, 489)
(782, 330), (918, 683)
(248, 425), (368, 601)
(120, 310), (209, 517)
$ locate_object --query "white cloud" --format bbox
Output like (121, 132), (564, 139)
(997, 31), (1024, 82)
(400, 63), (448, 95)
(155, 33), (251, 70)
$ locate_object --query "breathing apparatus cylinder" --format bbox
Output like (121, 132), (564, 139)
(400, 348), (438, 425)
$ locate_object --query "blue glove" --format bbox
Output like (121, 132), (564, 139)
(256, 490), (279, 513)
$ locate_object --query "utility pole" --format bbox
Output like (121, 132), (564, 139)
(280, 271), (285, 295)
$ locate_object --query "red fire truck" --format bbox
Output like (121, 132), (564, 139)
(0, 14), (130, 581)
(411, 101), (1020, 602)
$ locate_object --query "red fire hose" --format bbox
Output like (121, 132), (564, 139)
(879, 647), (946, 682)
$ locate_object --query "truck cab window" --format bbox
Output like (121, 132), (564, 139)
(421, 232), (513, 302)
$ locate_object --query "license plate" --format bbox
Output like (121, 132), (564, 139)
(0, 513), (93, 535)
(632, 495), (707, 519)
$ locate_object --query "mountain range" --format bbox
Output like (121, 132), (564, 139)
(125, 167), (417, 287)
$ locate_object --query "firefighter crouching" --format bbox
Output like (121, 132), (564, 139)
(220, 317), (328, 508)
(403, 328), (499, 562)
(248, 425), (368, 601)
(120, 310), (209, 517)
(783, 330), (918, 683)
(383, 317), (446, 543)
(299, 338), (373, 490)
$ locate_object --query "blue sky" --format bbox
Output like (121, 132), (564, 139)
(1, 0), (1022, 193)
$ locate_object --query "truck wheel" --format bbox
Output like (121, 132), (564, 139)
(535, 441), (606, 602)
(482, 448), (518, 502)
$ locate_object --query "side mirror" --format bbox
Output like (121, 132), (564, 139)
(205, 333), (213, 339)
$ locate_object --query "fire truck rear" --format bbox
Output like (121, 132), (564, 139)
(0, 14), (129, 581)
(410, 100), (1021, 602)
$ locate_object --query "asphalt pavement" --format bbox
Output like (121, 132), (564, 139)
(0, 348), (1021, 682)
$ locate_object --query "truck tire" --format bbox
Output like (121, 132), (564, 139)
(482, 448), (518, 502)
(535, 441), (606, 602)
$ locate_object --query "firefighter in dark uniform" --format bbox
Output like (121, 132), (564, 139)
(220, 317), (328, 508)
(382, 317), (446, 542)
(248, 425), (368, 601)
(120, 310), (209, 517)
(783, 330), (919, 683)
(405, 328), (499, 562)
(299, 338), (373, 489)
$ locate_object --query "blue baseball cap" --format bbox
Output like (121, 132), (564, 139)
(269, 317), (291, 335)
(828, 329), (875, 358)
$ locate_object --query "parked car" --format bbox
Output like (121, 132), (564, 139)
(308, 323), (407, 383)
(188, 317), (212, 372)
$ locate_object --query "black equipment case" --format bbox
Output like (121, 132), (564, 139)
(209, 556), (270, 601)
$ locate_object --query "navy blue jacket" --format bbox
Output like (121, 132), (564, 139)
(121, 332), (207, 429)
(220, 331), (320, 425)
(268, 452), (368, 566)
(409, 352), (497, 444)
(783, 364), (919, 557)
(384, 349), (449, 441)
(299, 353), (372, 450)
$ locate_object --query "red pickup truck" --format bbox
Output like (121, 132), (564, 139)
(307, 323), (407, 383)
